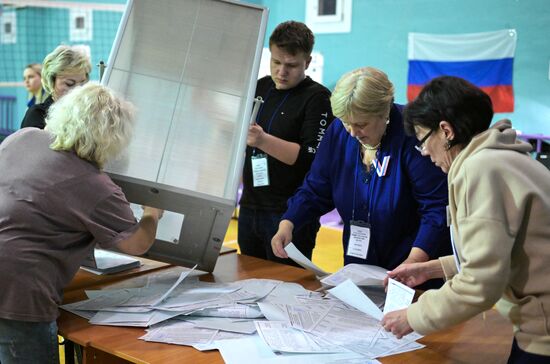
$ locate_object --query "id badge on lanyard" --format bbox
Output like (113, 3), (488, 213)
(347, 219), (371, 259)
(251, 153), (270, 187)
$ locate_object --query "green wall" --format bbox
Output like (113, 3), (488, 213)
(0, 1), (125, 130)
(251, 0), (550, 135)
(2, 0), (549, 135)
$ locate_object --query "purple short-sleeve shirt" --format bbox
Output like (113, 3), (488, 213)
(0, 128), (138, 322)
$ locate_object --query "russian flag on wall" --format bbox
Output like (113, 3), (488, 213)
(408, 29), (517, 113)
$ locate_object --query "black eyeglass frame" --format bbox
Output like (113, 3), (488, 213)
(414, 129), (434, 152)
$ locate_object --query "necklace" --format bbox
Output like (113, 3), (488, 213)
(360, 142), (381, 151)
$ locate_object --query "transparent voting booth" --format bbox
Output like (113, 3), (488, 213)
(102, 0), (268, 271)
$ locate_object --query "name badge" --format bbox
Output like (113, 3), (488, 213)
(251, 153), (270, 187)
(346, 220), (371, 259)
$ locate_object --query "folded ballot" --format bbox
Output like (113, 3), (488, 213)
(321, 263), (388, 287)
(81, 249), (141, 275)
(284, 242), (328, 277)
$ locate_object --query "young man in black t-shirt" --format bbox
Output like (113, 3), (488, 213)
(238, 21), (333, 265)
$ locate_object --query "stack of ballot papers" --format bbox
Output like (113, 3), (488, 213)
(283, 243), (388, 287)
(321, 263), (388, 287)
(61, 266), (423, 363)
(81, 249), (141, 275)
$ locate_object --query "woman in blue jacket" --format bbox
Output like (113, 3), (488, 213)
(272, 67), (451, 276)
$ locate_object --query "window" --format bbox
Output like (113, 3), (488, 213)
(317, 0), (339, 22)
(70, 8), (92, 41)
(319, 0), (337, 15)
(75, 16), (85, 30)
(306, 0), (352, 34)
(0, 11), (16, 44)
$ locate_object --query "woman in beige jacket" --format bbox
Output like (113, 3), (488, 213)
(381, 76), (550, 363)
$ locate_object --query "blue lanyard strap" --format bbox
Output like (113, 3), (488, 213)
(260, 90), (291, 134)
(352, 148), (359, 221)
(352, 144), (376, 222)
(253, 86), (291, 155)
(255, 87), (272, 124)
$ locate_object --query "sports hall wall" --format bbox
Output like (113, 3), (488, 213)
(1, 0), (548, 135)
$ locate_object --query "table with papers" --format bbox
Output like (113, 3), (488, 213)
(64, 256), (170, 295)
(58, 253), (513, 364)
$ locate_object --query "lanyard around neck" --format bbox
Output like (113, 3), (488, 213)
(352, 143), (376, 222)
(256, 86), (291, 134)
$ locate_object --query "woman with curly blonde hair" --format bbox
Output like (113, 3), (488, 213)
(0, 83), (162, 363)
(45, 82), (133, 168)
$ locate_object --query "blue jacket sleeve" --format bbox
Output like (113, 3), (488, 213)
(282, 120), (339, 229)
(403, 142), (450, 258)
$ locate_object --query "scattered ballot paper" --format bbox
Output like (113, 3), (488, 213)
(81, 249), (141, 275)
(151, 265), (197, 306)
(254, 320), (347, 353)
(321, 263), (388, 287)
(328, 279), (383, 320)
(284, 242), (328, 277)
(327, 278), (416, 321)
(383, 278), (415, 315)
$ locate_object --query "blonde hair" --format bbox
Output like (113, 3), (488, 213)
(45, 82), (135, 168)
(25, 63), (42, 75)
(24, 63), (48, 103)
(330, 67), (394, 121)
(41, 45), (92, 97)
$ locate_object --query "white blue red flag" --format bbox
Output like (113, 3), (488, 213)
(407, 29), (517, 113)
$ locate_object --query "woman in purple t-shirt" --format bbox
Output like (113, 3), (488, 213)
(0, 83), (163, 363)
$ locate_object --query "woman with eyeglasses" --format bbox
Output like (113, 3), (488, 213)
(271, 67), (451, 285)
(381, 76), (550, 363)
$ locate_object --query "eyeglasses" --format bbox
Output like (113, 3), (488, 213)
(415, 130), (433, 152)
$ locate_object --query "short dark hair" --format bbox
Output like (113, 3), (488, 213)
(403, 76), (494, 147)
(269, 21), (314, 56)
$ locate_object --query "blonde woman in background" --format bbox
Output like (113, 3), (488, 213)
(22, 63), (48, 107)
(20, 45), (91, 129)
(0, 83), (162, 363)
(271, 67), (451, 288)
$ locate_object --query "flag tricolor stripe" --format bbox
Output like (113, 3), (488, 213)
(407, 29), (517, 113)
(408, 30), (517, 61)
(408, 58), (513, 87)
(407, 84), (514, 113)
